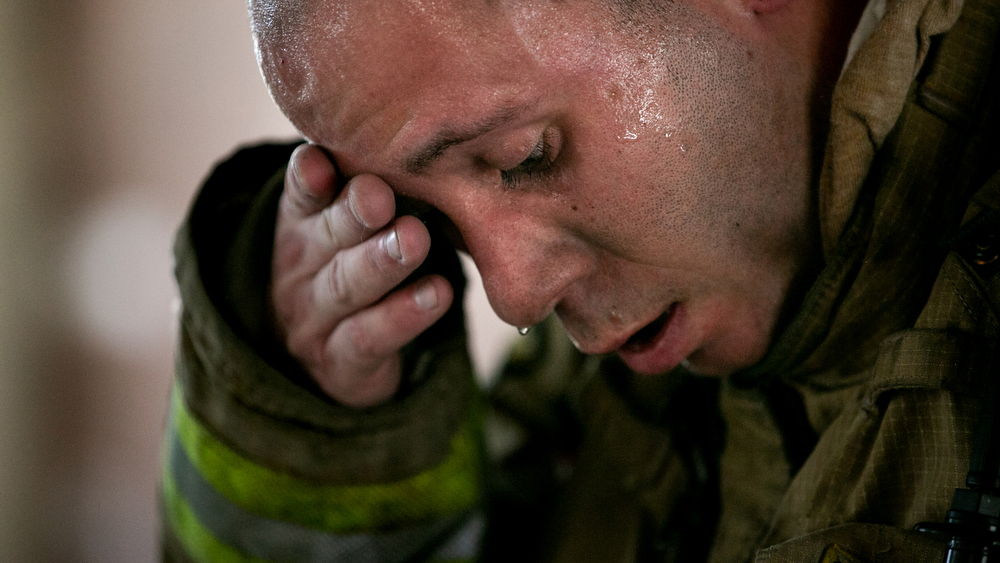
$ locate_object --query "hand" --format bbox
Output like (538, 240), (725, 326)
(270, 144), (455, 408)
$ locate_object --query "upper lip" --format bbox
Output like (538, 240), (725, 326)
(620, 308), (673, 353)
(566, 304), (674, 355)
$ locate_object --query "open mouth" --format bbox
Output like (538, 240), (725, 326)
(620, 303), (676, 353)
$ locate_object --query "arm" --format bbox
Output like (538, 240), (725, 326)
(160, 142), (482, 563)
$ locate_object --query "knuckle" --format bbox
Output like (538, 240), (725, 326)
(286, 174), (318, 211)
(272, 235), (305, 274)
(285, 330), (320, 367)
(341, 317), (382, 359)
(321, 199), (365, 249)
(320, 205), (341, 245)
(324, 257), (354, 308)
(316, 332), (402, 407)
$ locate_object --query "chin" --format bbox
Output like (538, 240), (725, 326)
(682, 333), (771, 378)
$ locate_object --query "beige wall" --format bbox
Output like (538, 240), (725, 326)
(0, 0), (515, 560)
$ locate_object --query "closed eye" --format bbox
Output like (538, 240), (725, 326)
(499, 137), (556, 190)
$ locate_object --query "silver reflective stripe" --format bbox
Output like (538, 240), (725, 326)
(429, 513), (484, 561)
(169, 430), (481, 563)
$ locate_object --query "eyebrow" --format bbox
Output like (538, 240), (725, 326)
(404, 102), (532, 175)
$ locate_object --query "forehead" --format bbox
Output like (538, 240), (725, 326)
(283, 0), (624, 163)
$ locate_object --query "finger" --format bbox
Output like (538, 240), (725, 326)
(274, 173), (397, 279)
(283, 143), (338, 219)
(315, 275), (455, 407)
(307, 215), (431, 332)
(314, 174), (397, 252)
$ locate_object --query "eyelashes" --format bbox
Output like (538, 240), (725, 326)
(499, 136), (557, 190)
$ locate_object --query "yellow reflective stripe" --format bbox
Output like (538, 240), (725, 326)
(171, 388), (482, 533)
(162, 459), (268, 563)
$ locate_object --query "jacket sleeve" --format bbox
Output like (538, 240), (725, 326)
(160, 142), (484, 563)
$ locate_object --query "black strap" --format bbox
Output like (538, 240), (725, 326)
(942, 207), (1000, 280)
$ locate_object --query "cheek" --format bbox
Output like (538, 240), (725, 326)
(565, 122), (708, 270)
(558, 85), (716, 267)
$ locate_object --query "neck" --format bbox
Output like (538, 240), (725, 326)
(766, 0), (870, 171)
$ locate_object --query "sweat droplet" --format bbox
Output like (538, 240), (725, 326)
(517, 326), (532, 336)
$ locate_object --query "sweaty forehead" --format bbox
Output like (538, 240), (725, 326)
(284, 0), (592, 168)
(268, 0), (674, 174)
(286, 0), (506, 138)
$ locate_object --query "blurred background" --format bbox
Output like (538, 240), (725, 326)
(0, 1), (516, 560)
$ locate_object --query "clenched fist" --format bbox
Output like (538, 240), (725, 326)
(270, 144), (455, 408)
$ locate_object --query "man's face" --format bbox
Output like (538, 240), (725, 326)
(262, 0), (818, 377)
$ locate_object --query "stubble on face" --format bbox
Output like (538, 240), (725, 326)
(526, 1), (816, 373)
(252, 0), (820, 377)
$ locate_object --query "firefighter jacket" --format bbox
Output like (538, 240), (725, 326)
(160, 0), (1000, 560)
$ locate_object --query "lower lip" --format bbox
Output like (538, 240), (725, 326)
(616, 303), (690, 375)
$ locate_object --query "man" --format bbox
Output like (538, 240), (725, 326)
(161, 0), (1000, 561)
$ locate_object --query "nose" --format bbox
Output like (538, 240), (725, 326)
(459, 213), (592, 328)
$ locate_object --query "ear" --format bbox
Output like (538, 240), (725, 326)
(745, 0), (793, 14)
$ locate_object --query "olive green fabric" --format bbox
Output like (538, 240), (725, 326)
(162, 0), (1000, 559)
(705, 0), (1000, 558)
(819, 0), (965, 254)
(168, 386), (482, 533)
(498, 0), (1000, 559)
(756, 525), (947, 563)
(165, 143), (486, 562)
(174, 143), (476, 484)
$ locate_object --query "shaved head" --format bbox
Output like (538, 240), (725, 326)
(245, 0), (839, 376)
(248, 0), (307, 45)
(248, 0), (333, 113)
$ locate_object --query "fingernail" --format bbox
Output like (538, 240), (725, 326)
(385, 228), (403, 261)
(414, 281), (438, 309)
(290, 156), (304, 190)
(347, 187), (372, 229)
